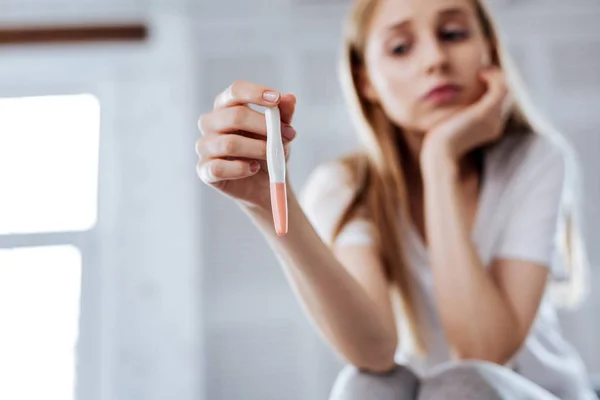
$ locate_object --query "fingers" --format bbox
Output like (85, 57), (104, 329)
(474, 67), (512, 141)
(198, 105), (297, 141)
(197, 159), (260, 184)
(196, 133), (268, 161)
(212, 80), (297, 124)
(196, 133), (294, 165)
(478, 67), (508, 113)
(480, 68), (513, 126)
(279, 93), (297, 125)
(213, 80), (281, 110)
(196, 81), (297, 185)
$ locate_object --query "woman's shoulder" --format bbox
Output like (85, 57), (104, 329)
(487, 131), (568, 182)
(299, 152), (369, 241)
(300, 152), (366, 202)
(485, 132), (572, 216)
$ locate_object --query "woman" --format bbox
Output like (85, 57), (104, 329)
(195, 0), (595, 398)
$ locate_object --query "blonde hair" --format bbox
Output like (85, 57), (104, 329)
(333, 0), (590, 355)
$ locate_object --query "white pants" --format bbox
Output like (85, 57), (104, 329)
(330, 360), (562, 400)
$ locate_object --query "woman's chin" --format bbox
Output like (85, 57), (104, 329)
(420, 105), (466, 131)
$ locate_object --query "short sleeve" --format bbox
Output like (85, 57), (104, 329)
(494, 139), (567, 272)
(299, 161), (376, 247)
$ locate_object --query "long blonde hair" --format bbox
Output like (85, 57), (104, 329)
(333, 0), (590, 355)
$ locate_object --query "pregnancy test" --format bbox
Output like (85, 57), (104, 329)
(265, 106), (288, 236)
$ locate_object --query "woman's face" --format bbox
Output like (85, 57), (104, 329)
(362, 0), (493, 135)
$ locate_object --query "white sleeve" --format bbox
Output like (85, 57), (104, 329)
(299, 161), (376, 247)
(494, 143), (566, 270)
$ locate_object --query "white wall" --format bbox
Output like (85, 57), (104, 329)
(0, 0), (598, 399)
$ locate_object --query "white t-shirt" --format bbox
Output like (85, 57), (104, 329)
(300, 133), (595, 400)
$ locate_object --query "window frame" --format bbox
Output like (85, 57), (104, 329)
(0, 79), (118, 400)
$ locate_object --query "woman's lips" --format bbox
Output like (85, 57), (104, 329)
(423, 84), (462, 104)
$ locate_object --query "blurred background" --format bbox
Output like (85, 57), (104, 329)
(0, 0), (598, 399)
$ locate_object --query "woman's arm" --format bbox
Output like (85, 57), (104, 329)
(420, 143), (549, 364)
(195, 80), (397, 371)
(240, 186), (398, 372)
(416, 68), (556, 364)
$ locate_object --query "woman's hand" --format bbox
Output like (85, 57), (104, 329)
(421, 67), (511, 165)
(196, 80), (297, 212)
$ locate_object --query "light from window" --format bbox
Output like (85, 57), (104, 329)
(0, 245), (81, 400)
(0, 94), (100, 234)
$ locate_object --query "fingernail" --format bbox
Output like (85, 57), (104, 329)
(263, 91), (279, 103)
(250, 161), (260, 173)
(282, 125), (296, 140)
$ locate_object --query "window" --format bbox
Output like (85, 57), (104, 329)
(0, 94), (100, 400)
(0, 94), (100, 234)
(0, 246), (81, 399)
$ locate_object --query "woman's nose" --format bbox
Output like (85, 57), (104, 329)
(420, 36), (449, 74)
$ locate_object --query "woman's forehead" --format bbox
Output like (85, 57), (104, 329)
(369, 0), (475, 30)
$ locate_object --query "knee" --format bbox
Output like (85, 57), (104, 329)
(420, 361), (504, 400)
(329, 364), (419, 400)
(426, 361), (557, 400)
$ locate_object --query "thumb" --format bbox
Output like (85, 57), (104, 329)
(279, 93), (297, 125)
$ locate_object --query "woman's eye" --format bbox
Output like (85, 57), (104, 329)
(440, 29), (469, 41)
(391, 43), (410, 56)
